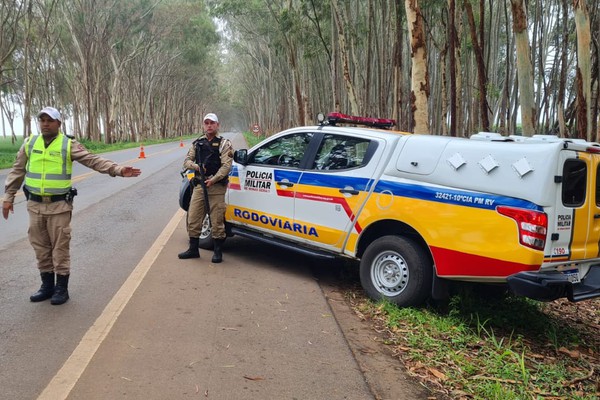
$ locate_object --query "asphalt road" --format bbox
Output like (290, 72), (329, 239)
(0, 140), (191, 399)
(0, 134), (428, 400)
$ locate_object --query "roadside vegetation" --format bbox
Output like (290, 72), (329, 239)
(241, 131), (264, 149)
(0, 136), (24, 169)
(347, 285), (599, 400)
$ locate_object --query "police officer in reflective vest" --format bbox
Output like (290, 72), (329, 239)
(2, 106), (142, 305)
(178, 113), (233, 262)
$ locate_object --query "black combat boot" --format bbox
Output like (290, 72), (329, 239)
(178, 237), (200, 259)
(211, 239), (225, 263)
(30, 272), (55, 302)
(51, 274), (70, 305)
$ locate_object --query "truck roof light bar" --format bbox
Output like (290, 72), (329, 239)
(325, 112), (396, 129)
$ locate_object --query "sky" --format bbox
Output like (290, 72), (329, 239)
(2, 105), (46, 137)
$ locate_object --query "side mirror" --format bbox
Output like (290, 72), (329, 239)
(234, 149), (248, 165)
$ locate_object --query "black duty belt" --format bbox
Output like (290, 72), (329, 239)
(27, 193), (68, 203)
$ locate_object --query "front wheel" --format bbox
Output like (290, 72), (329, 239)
(360, 236), (432, 307)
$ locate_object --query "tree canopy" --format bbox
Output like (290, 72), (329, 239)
(1, 0), (598, 141)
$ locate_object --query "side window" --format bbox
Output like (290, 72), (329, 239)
(249, 132), (313, 168)
(562, 159), (586, 207)
(313, 134), (371, 171)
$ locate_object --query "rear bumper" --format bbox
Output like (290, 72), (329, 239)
(507, 266), (600, 302)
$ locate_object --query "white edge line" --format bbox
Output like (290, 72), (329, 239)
(37, 208), (186, 400)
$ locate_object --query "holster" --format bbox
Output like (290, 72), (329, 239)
(65, 187), (78, 203)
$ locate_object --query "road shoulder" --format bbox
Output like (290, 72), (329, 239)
(322, 283), (432, 400)
(61, 219), (376, 399)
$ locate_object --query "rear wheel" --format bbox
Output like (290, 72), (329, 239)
(360, 235), (432, 307)
(198, 214), (214, 250)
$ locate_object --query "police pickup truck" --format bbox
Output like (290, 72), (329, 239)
(182, 112), (600, 307)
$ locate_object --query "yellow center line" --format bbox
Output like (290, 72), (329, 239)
(37, 208), (186, 400)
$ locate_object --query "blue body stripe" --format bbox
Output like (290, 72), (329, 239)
(274, 169), (302, 183)
(230, 165), (542, 212)
(298, 172), (372, 191)
(375, 180), (542, 211)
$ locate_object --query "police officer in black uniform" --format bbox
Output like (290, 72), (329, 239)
(178, 113), (233, 263)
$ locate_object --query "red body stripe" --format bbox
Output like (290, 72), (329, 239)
(276, 189), (295, 198)
(543, 255), (569, 262)
(431, 246), (539, 277)
(294, 192), (362, 233)
(271, 190), (363, 233)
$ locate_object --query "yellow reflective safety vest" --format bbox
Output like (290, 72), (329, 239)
(24, 132), (72, 196)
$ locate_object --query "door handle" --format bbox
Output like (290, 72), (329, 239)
(594, 214), (600, 219)
(277, 181), (294, 188)
(339, 188), (359, 195)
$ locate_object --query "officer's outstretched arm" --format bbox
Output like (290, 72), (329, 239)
(121, 166), (142, 177)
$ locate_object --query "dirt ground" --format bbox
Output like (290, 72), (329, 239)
(320, 282), (433, 399)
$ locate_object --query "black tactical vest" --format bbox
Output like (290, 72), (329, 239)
(195, 136), (222, 176)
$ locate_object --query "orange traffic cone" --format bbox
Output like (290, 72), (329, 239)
(138, 144), (146, 159)
(179, 138), (184, 147)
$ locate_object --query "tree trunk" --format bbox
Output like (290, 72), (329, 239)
(405, 0), (429, 134)
(557, 0), (569, 137)
(464, 0), (490, 131)
(510, 0), (536, 136)
(573, 0), (592, 140)
(448, 0), (457, 136)
(331, 0), (360, 115)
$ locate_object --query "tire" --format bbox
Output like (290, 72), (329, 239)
(198, 214), (214, 250)
(360, 235), (432, 307)
(179, 176), (192, 211)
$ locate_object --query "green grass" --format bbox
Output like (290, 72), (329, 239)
(242, 131), (265, 148)
(354, 292), (599, 399)
(0, 136), (25, 169)
(76, 136), (191, 153)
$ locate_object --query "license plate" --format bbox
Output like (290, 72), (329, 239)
(562, 269), (581, 284)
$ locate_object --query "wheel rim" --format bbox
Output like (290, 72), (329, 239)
(370, 251), (409, 296)
(200, 215), (211, 240)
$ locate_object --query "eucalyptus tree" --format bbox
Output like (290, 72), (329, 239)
(59, 0), (177, 142)
(102, 1), (161, 143)
(209, 0), (316, 131)
(0, 0), (25, 86)
(19, 0), (61, 138)
(0, 0), (27, 141)
(209, 0), (283, 132)
(573, 0), (592, 140)
(510, 0), (536, 136)
(330, 0), (360, 116)
(463, 0), (490, 132)
(118, 0), (220, 141)
(405, 0), (429, 133)
(60, 0), (114, 140)
(211, 0), (412, 133)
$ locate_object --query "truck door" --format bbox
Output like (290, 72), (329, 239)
(551, 151), (600, 261)
(293, 133), (385, 250)
(226, 132), (313, 238)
